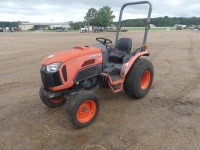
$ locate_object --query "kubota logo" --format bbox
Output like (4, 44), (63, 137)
(47, 55), (54, 59)
(89, 53), (101, 58)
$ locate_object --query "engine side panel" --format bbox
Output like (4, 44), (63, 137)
(74, 64), (102, 83)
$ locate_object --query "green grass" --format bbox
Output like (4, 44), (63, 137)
(43, 30), (79, 32)
(68, 29), (79, 32)
(122, 27), (176, 31)
(21, 30), (34, 32)
(20, 29), (80, 32)
(151, 27), (176, 30)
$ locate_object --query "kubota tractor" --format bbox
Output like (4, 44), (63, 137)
(39, 1), (153, 128)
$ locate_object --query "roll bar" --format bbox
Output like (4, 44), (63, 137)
(115, 1), (152, 50)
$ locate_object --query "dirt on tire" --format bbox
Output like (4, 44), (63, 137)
(124, 58), (154, 99)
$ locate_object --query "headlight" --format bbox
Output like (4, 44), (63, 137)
(46, 62), (61, 73)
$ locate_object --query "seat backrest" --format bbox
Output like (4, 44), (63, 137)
(115, 38), (132, 52)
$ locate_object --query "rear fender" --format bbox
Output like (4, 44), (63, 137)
(120, 51), (149, 78)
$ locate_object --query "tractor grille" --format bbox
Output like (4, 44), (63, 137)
(40, 66), (62, 88)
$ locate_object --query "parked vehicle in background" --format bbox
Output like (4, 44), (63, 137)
(93, 27), (103, 32)
(55, 27), (68, 32)
(176, 24), (188, 30)
(80, 27), (88, 33)
(190, 25), (200, 30)
(0, 27), (20, 32)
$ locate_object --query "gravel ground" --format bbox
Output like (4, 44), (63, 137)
(0, 30), (200, 150)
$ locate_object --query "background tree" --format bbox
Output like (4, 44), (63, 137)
(70, 22), (85, 30)
(84, 6), (115, 27)
(0, 22), (19, 28)
(84, 8), (98, 26)
(96, 6), (115, 27)
(73, 22), (84, 29)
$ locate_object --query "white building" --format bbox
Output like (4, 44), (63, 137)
(19, 22), (71, 31)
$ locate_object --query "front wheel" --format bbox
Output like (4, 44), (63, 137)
(39, 85), (66, 108)
(66, 90), (100, 129)
(124, 58), (154, 99)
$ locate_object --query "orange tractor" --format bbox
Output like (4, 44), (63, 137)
(39, 1), (153, 128)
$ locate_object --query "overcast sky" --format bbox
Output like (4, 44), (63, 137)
(0, 0), (200, 22)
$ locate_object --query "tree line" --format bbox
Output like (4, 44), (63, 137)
(72, 7), (200, 28)
(120, 16), (200, 27)
(0, 22), (19, 28)
(72, 17), (200, 30)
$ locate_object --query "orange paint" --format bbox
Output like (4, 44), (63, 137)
(43, 46), (103, 91)
(42, 46), (102, 65)
(121, 51), (149, 78)
(76, 100), (96, 123)
(140, 71), (150, 90)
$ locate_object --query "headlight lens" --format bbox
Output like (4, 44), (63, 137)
(46, 62), (61, 73)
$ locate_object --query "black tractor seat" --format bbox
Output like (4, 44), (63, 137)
(109, 38), (132, 63)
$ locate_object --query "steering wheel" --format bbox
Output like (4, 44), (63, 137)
(96, 37), (112, 48)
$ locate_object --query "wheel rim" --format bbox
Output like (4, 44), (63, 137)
(76, 100), (96, 123)
(49, 97), (64, 103)
(140, 71), (151, 90)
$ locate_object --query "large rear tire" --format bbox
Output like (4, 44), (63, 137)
(39, 85), (66, 108)
(124, 58), (154, 99)
(66, 90), (100, 129)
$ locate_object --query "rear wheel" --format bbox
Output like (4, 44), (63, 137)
(66, 90), (99, 129)
(39, 85), (66, 108)
(124, 58), (154, 99)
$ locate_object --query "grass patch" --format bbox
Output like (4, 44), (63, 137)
(20, 29), (80, 32)
(68, 29), (79, 32)
(21, 30), (34, 32)
(122, 27), (176, 31)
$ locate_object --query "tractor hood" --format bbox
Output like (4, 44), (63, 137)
(42, 46), (102, 66)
